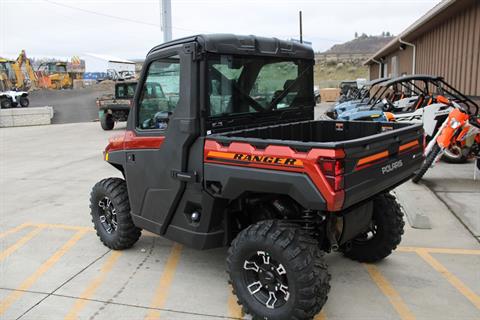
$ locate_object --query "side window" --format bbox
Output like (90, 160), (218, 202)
(137, 55), (180, 130)
(127, 84), (136, 98)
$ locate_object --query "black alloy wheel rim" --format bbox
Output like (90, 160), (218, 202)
(98, 196), (117, 234)
(242, 251), (290, 309)
(353, 219), (378, 244)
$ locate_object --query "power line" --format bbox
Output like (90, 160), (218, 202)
(42, 0), (161, 28)
(41, 0), (343, 46)
(41, 0), (212, 33)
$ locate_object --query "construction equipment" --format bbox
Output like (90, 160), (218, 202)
(0, 59), (14, 91)
(16, 50), (38, 89)
(0, 50), (38, 91)
(37, 61), (72, 89)
(0, 58), (25, 90)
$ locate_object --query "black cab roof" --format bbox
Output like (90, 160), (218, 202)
(148, 34), (314, 59)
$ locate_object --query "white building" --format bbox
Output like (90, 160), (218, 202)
(81, 53), (135, 73)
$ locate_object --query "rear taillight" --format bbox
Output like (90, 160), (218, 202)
(318, 158), (344, 192)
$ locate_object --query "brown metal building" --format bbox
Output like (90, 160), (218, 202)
(365, 0), (480, 98)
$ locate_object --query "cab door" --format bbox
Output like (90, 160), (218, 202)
(124, 44), (199, 234)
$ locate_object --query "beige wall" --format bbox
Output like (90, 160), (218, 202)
(368, 2), (480, 97)
(414, 1), (480, 96)
(368, 47), (413, 79)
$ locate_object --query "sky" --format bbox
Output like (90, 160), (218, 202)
(1, 0), (442, 60)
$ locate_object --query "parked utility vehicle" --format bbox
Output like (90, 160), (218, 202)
(90, 34), (424, 320)
(97, 81), (137, 130)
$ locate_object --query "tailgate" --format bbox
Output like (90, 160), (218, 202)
(341, 123), (424, 209)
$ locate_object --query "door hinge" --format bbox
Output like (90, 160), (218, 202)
(183, 43), (203, 61)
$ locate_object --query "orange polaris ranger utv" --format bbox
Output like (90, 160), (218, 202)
(90, 34), (424, 320)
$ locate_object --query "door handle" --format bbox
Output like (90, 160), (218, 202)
(171, 170), (197, 182)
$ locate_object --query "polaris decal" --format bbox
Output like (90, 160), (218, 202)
(206, 151), (303, 167)
(381, 160), (403, 174)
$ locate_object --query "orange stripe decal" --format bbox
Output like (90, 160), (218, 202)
(357, 151), (389, 166)
(207, 151), (238, 160)
(399, 140), (419, 152)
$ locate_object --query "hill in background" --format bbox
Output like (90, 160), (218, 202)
(323, 34), (394, 55)
(314, 34), (394, 88)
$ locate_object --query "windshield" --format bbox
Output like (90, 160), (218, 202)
(207, 55), (313, 117)
(116, 83), (137, 99)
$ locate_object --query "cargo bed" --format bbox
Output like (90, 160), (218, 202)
(206, 119), (424, 210)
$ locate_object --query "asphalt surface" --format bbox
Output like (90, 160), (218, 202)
(29, 86), (109, 124)
(1, 122), (479, 319)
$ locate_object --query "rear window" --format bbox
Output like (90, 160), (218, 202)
(207, 54), (314, 118)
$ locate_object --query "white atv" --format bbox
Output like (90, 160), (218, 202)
(0, 91), (30, 109)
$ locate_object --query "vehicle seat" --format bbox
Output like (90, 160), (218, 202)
(271, 79), (297, 106)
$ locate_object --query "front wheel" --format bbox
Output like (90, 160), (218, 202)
(227, 220), (330, 320)
(343, 193), (404, 263)
(412, 143), (442, 183)
(90, 178), (141, 250)
(100, 113), (114, 130)
(442, 144), (468, 163)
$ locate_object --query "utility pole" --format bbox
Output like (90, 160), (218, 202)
(299, 11), (303, 44)
(160, 0), (172, 42)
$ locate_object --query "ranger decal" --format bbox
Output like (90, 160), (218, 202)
(207, 151), (303, 167)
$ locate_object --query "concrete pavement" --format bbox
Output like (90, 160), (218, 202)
(1, 122), (479, 319)
(420, 160), (480, 241)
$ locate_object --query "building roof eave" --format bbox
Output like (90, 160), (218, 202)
(364, 0), (460, 65)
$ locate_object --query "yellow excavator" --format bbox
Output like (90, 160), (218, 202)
(16, 50), (38, 89)
(37, 61), (72, 89)
(0, 58), (14, 91)
(0, 58), (25, 90)
(0, 50), (38, 91)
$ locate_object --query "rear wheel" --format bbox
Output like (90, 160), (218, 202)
(1, 97), (12, 109)
(343, 193), (404, 263)
(90, 178), (141, 250)
(412, 143), (442, 183)
(100, 113), (114, 130)
(227, 220), (330, 320)
(19, 96), (29, 108)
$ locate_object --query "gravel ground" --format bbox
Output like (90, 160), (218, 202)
(28, 83), (112, 124)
